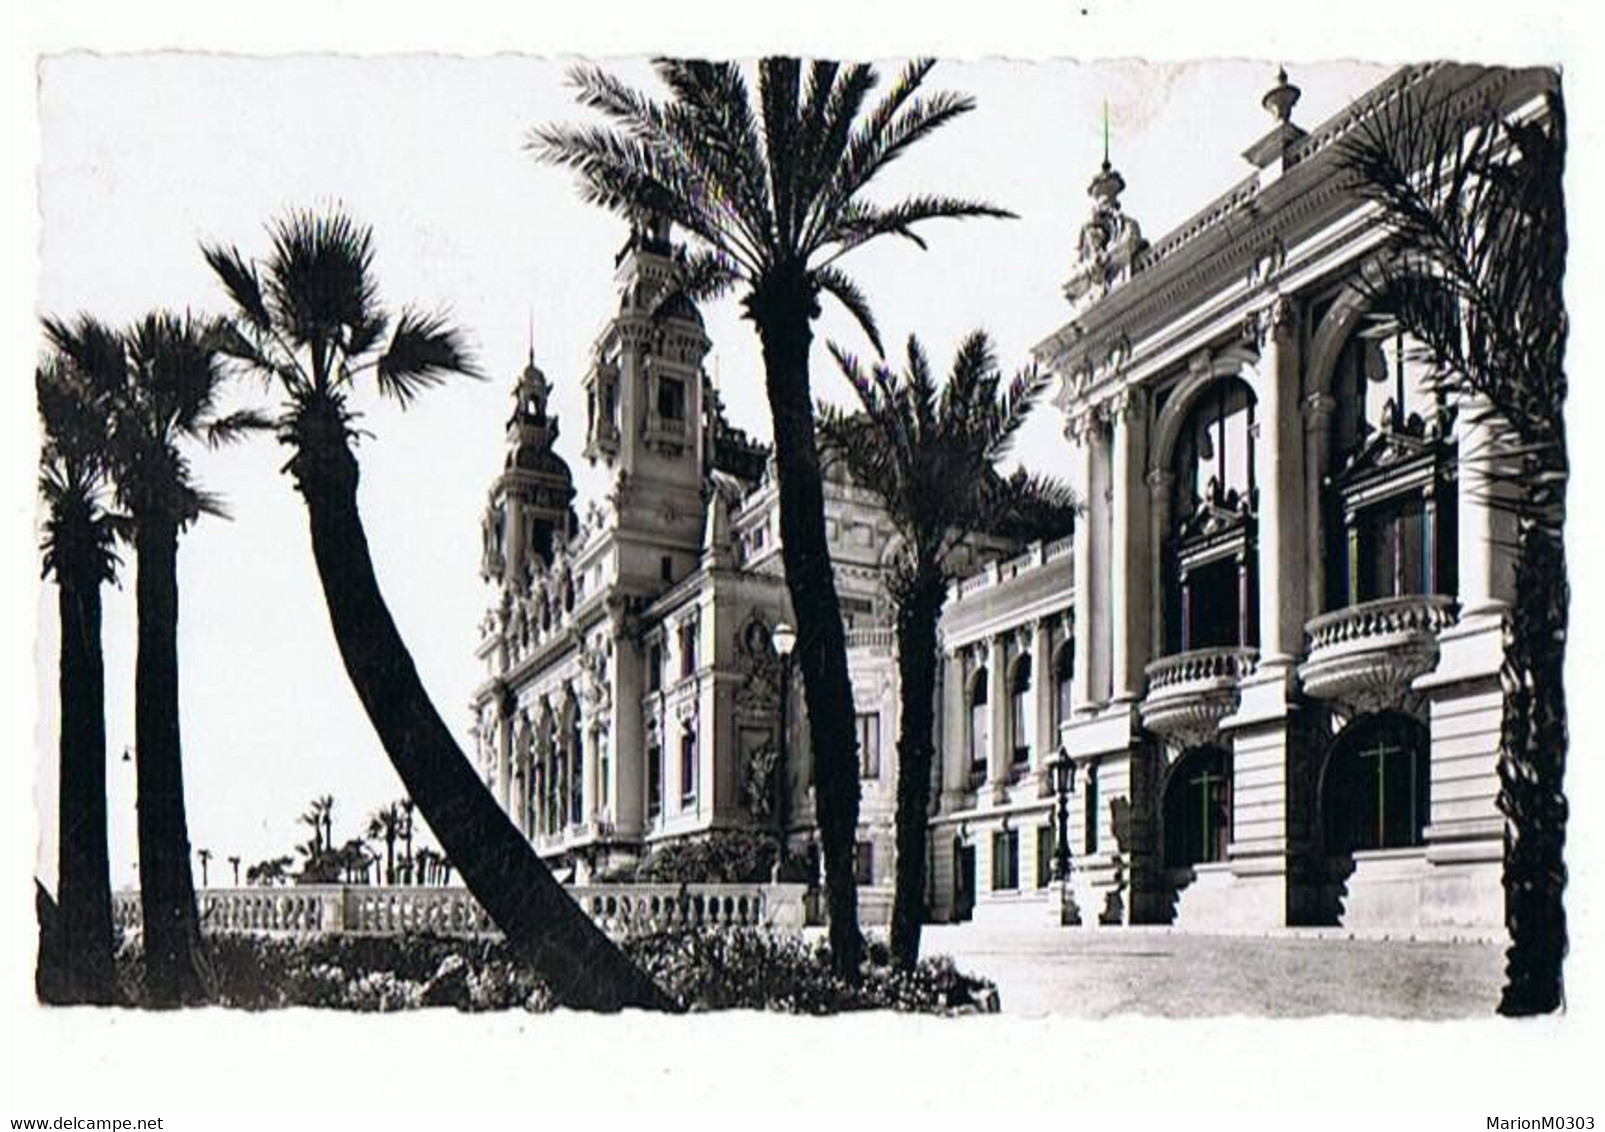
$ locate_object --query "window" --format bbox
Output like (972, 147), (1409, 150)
(968, 669), (989, 783)
(569, 714), (584, 825)
(596, 732), (610, 817)
(1009, 656), (1032, 769)
(857, 713), (881, 779)
(991, 829), (1019, 891)
(1354, 494), (1435, 602)
(679, 618), (698, 678)
(1164, 747), (1231, 868)
(1035, 825), (1055, 889)
(1084, 762), (1100, 855)
(646, 742), (662, 819)
(854, 841), (875, 887)
(657, 376), (686, 423)
(679, 724), (697, 805)
(660, 555), (674, 583)
(1322, 712), (1431, 853)
(647, 643), (662, 693)
(1054, 641), (1073, 731)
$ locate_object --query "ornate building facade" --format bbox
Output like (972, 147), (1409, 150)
(473, 63), (1555, 935)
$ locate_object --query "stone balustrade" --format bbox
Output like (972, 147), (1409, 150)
(1140, 646), (1260, 748)
(844, 627), (894, 652)
(111, 882), (809, 941)
(1300, 594), (1459, 715)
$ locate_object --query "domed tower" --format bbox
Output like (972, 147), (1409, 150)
(480, 350), (577, 591)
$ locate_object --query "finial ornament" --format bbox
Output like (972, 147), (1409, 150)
(1262, 65), (1302, 124)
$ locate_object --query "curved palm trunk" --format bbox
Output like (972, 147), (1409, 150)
(291, 423), (673, 1012)
(50, 547), (117, 1004)
(133, 517), (205, 1007)
(889, 574), (945, 970)
(752, 287), (864, 977)
(1498, 514), (1569, 1015)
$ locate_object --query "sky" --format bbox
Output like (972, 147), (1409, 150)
(26, 54), (1423, 886)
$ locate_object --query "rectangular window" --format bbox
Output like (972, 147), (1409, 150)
(991, 830), (1019, 891)
(657, 376), (686, 422)
(647, 642), (662, 693)
(679, 619), (698, 678)
(660, 555), (674, 583)
(857, 713), (881, 779)
(854, 841), (875, 887)
(679, 727), (697, 805)
(1084, 763), (1100, 855)
(1036, 824), (1055, 889)
(646, 743), (662, 819)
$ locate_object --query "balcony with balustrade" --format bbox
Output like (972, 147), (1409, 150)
(1298, 594), (1459, 715)
(1140, 647), (1261, 749)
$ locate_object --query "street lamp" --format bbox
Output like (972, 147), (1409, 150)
(771, 621), (797, 875)
(1047, 746), (1080, 926)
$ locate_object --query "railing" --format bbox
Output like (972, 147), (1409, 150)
(1043, 535), (1074, 562)
(1144, 646), (1260, 695)
(1305, 594), (1459, 653)
(844, 627), (895, 652)
(112, 882), (809, 940)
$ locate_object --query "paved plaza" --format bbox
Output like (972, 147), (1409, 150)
(917, 924), (1508, 1019)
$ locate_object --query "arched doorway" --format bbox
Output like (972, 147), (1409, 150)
(1320, 711), (1431, 854)
(1163, 745), (1232, 869)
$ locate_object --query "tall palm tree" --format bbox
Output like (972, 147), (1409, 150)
(531, 58), (1012, 974)
(1338, 74), (1566, 1015)
(366, 802), (404, 884)
(227, 855), (241, 886)
(203, 209), (672, 1011)
(45, 310), (252, 1008)
(819, 331), (1071, 968)
(196, 848), (212, 888)
(35, 354), (121, 1005)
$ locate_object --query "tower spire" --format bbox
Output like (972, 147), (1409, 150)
(1102, 98), (1110, 167)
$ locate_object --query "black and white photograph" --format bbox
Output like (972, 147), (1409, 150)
(4, 2), (1598, 1128)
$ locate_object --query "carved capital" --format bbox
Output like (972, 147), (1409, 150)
(1301, 390), (1337, 425)
(1244, 294), (1298, 351)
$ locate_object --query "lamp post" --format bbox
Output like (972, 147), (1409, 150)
(771, 621), (797, 876)
(1048, 747), (1080, 926)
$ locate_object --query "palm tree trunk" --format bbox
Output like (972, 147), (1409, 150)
(133, 516), (205, 1007)
(50, 548), (117, 1005)
(289, 419), (674, 1011)
(751, 284), (864, 977)
(1498, 512), (1569, 1015)
(889, 574), (945, 971)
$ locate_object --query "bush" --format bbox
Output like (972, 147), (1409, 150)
(622, 926), (1000, 1015)
(624, 829), (813, 885)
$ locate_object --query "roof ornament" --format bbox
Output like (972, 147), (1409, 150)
(1063, 98), (1146, 317)
(1243, 65), (1308, 170)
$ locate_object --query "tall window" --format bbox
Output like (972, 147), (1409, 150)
(854, 841), (875, 887)
(1322, 712), (1431, 853)
(569, 712), (584, 825)
(1164, 746), (1231, 868)
(968, 669), (989, 783)
(1035, 825), (1055, 889)
(857, 713), (881, 779)
(1054, 641), (1073, 732)
(679, 723), (697, 805)
(657, 375), (686, 422)
(991, 829), (1020, 891)
(646, 742), (662, 820)
(1084, 761), (1100, 855)
(647, 642), (662, 693)
(596, 731), (610, 818)
(1009, 656), (1032, 770)
(679, 617), (698, 678)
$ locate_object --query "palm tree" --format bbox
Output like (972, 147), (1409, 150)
(203, 209), (672, 1011)
(531, 58), (1012, 974)
(820, 331), (1071, 968)
(45, 310), (252, 1008)
(196, 849), (212, 888)
(227, 855), (241, 886)
(35, 354), (121, 1005)
(1338, 73), (1566, 1014)
(366, 802), (404, 885)
(245, 856), (293, 887)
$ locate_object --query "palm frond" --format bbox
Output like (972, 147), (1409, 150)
(202, 244), (272, 333)
(206, 408), (277, 448)
(814, 265), (883, 356)
(374, 309), (481, 407)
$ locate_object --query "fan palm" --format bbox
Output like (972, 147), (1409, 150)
(35, 354), (121, 1005)
(1338, 73), (1566, 1014)
(820, 331), (1071, 968)
(44, 310), (250, 1008)
(367, 801), (405, 884)
(203, 208), (671, 1011)
(532, 58), (1013, 974)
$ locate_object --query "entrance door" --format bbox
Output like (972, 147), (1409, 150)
(953, 840), (976, 922)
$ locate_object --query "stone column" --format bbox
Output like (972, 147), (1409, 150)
(1032, 618), (1056, 772)
(1110, 389), (1151, 701)
(987, 635), (1009, 801)
(581, 714), (599, 827)
(1456, 394), (1515, 615)
(495, 707), (513, 814)
(1147, 468), (1174, 659)
(1067, 412), (1101, 713)
(1301, 391), (1336, 619)
(939, 650), (968, 802)
(1252, 297), (1306, 665)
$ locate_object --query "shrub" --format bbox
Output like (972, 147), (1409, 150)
(626, 830), (813, 885)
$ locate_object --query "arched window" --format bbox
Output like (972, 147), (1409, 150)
(1164, 746), (1232, 868)
(569, 710), (584, 826)
(680, 721), (698, 805)
(968, 669), (990, 783)
(1166, 377), (1259, 654)
(1321, 712), (1431, 853)
(1009, 656), (1032, 770)
(1053, 641), (1073, 732)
